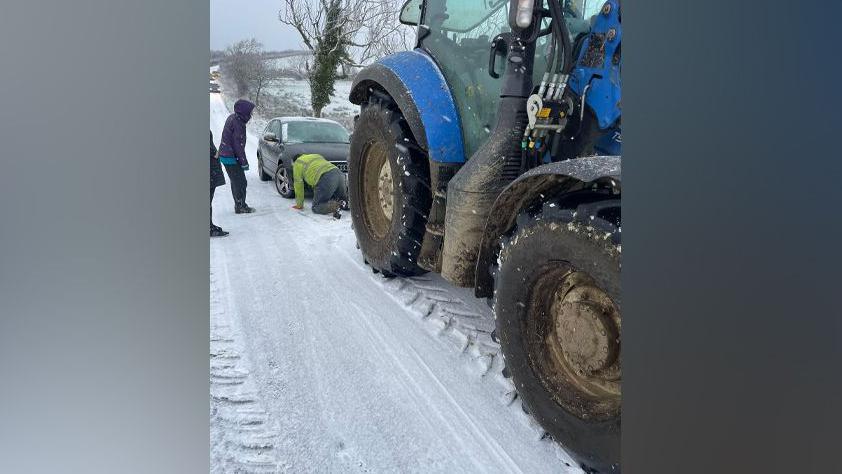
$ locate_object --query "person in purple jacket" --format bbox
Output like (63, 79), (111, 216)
(218, 99), (256, 214)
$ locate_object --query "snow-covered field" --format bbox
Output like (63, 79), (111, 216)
(219, 55), (357, 132)
(219, 77), (356, 137)
(209, 92), (583, 473)
(263, 78), (356, 119)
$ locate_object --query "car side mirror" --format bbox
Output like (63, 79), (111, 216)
(399, 0), (422, 25)
(264, 132), (279, 142)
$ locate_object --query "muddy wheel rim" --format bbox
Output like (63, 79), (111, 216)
(361, 140), (393, 239)
(275, 167), (290, 195)
(527, 267), (621, 420)
(377, 158), (394, 219)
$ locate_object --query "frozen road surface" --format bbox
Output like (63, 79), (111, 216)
(209, 94), (582, 473)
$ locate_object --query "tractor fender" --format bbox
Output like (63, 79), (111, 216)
(349, 50), (466, 163)
(474, 156), (621, 298)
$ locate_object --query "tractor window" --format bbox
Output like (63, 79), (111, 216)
(435, 0), (509, 32)
(420, 0), (512, 159)
(564, 0), (602, 37)
(419, 0), (599, 159)
(575, 0), (604, 19)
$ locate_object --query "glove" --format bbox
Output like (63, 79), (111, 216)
(292, 204), (303, 210)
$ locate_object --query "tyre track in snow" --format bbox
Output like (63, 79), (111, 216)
(345, 300), (496, 471)
(333, 238), (584, 472)
(293, 238), (523, 472)
(210, 93), (582, 473)
(335, 246), (584, 471)
(211, 254), (281, 473)
(213, 215), (341, 472)
(345, 299), (520, 473)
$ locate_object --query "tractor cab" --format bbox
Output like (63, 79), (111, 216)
(400, 0), (617, 160)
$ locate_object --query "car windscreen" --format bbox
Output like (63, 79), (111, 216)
(284, 121), (349, 144)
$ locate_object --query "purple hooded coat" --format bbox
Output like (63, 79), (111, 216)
(218, 99), (255, 166)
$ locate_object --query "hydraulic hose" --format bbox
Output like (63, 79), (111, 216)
(547, 0), (572, 74)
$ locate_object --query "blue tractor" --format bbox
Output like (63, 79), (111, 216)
(348, 0), (620, 470)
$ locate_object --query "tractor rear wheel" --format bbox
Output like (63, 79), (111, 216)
(493, 196), (621, 473)
(349, 97), (431, 277)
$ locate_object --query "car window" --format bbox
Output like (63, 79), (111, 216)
(272, 120), (282, 137)
(264, 121), (274, 135)
(285, 121), (350, 144)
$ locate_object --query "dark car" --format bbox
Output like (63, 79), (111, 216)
(209, 82), (221, 93)
(256, 117), (350, 198)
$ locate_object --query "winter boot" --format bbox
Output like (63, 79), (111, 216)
(332, 209), (342, 220)
(210, 225), (229, 237)
(235, 201), (255, 214)
(339, 200), (350, 211)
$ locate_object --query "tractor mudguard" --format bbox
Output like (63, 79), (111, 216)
(474, 156), (621, 298)
(349, 50), (466, 164)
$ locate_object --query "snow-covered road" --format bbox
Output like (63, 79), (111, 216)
(209, 93), (582, 473)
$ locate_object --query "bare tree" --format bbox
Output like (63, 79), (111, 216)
(223, 39), (262, 97)
(288, 53), (313, 80)
(221, 38), (281, 107)
(249, 57), (281, 108)
(279, 0), (412, 117)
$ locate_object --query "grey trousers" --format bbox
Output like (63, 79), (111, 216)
(312, 168), (347, 214)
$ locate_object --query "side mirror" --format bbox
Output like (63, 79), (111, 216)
(263, 132), (278, 142)
(399, 0), (422, 26)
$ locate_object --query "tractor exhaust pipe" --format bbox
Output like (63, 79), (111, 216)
(441, 5), (537, 287)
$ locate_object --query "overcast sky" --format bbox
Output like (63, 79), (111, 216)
(210, 0), (302, 51)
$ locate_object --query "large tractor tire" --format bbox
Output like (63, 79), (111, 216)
(493, 195), (621, 473)
(349, 96), (431, 277)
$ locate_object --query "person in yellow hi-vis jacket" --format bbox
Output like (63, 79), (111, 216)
(290, 153), (349, 217)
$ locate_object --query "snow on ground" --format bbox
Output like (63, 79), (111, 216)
(209, 92), (583, 473)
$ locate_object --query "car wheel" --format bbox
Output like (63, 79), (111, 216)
(274, 165), (294, 198)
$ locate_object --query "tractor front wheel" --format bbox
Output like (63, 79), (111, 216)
(348, 97), (430, 277)
(494, 197), (621, 473)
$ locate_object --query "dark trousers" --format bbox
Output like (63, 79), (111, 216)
(223, 163), (248, 208)
(312, 169), (348, 214)
(210, 187), (216, 228)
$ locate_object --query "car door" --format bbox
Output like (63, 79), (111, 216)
(266, 119), (283, 175)
(258, 121), (275, 172)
